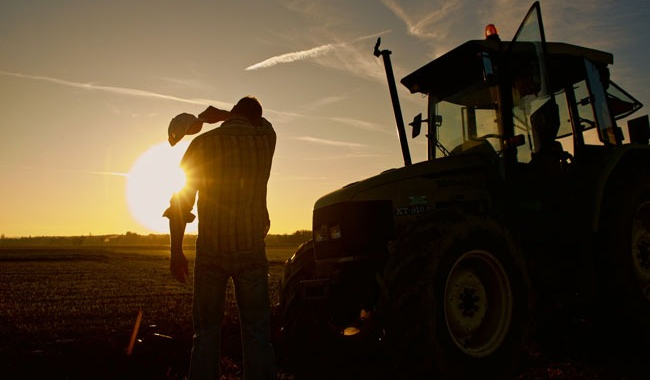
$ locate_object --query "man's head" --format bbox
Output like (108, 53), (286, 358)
(230, 96), (262, 124)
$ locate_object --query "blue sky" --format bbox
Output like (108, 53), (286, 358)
(1, 0), (648, 236)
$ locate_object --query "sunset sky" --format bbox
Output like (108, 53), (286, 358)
(1, 0), (649, 237)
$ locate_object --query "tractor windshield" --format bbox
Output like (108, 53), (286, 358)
(402, 40), (507, 159)
(434, 79), (502, 156)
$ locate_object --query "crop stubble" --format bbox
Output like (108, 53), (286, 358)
(1, 245), (647, 380)
(0, 246), (293, 367)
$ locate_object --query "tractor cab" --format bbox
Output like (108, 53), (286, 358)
(393, 0), (649, 252)
(400, 4), (646, 173)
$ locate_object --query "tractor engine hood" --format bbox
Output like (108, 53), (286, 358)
(313, 151), (497, 211)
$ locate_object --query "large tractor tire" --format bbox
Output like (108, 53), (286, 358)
(279, 240), (316, 331)
(278, 241), (344, 378)
(279, 241), (386, 379)
(600, 172), (650, 342)
(277, 241), (322, 371)
(379, 210), (531, 380)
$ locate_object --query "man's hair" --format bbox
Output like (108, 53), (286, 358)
(231, 96), (262, 124)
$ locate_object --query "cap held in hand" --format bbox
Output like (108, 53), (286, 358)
(168, 113), (203, 146)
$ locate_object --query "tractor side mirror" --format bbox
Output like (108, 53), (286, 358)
(628, 115), (650, 144)
(409, 113), (423, 138)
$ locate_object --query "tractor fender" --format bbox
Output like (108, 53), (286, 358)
(591, 144), (650, 233)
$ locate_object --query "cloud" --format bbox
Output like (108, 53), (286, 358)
(85, 170), (129, 177)
(328, 117), (389, 133)
(157, 76), (213, 92)
(272, 174), (328, 181)
(0, 70), (329, 123)
(298, 95), (349, 111)
(304, 153), (388, 161)
(246, 44), (336, 70)
(0, 70), (231, 108)
(294, 136), (365, 148)
(0, 164), (128, 177)
(245, 31), (388, 72)
(379, 0), (531, 56)
(380, 0), (632, 54)
(381, 0), (461, 40)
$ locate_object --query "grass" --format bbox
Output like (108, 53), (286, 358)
(0, 245), (298, 379)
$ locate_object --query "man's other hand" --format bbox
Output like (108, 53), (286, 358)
(170, 250), (189, 283)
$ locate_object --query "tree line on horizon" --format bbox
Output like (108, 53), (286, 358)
(0, 230), (312, 247)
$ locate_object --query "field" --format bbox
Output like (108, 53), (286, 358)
(0, 246), (647, 379)
(0, 245), (295, 380)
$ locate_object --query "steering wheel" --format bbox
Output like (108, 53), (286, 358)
(559, 150), (574, 170)
(579, 118), (596, 129)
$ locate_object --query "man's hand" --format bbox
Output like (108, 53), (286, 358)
(198, 106), (230, 123)
(170, 249), (189, 283)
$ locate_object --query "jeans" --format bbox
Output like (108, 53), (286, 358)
(189, 247), (276, 380)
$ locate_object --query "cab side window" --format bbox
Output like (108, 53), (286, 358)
(515, 89), (574, 163)
(584, 59), (618, 145)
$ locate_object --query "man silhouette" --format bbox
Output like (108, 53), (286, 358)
(164, 96), (276, 380)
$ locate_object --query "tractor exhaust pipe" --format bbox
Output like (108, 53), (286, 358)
(374, 38), (412, 166)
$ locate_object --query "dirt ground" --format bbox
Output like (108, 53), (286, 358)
(2, 311), (647, 380)
(0, 248), (648, 380)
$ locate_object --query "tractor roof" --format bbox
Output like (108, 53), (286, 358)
(401, 39), (614, 98)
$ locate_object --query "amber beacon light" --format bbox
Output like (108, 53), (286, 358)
(485, 23), (500, 41)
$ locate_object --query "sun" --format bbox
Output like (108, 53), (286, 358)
(126, 141), (197, 233)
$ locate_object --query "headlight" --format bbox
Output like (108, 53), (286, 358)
(329, 225), (342, 240)
(315, 224), (329, 242)
(314, 223), (343, 241)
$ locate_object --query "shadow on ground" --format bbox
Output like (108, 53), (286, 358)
(2, 316), (648, 380)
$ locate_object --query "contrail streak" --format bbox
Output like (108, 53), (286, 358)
(87, 170), (129, 177)
(245, 30), (389, 71)
(246, 44), (336, 71)
(0, 164), (128, 177)
(294, 136), (365, 148)
(0, 70), (221, 107)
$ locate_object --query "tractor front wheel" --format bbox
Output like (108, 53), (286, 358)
(380, 211), (530, 380)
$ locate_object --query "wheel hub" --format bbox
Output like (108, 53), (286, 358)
(447, 270), (488, 336)
(459, 287), (480, 317)
(444, 250), (512, 358)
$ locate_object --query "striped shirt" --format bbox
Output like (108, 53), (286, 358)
(177, 115), (276, 253)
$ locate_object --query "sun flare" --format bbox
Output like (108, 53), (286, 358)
(126, 142), (197, 233)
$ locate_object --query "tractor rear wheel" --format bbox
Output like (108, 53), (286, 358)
(600, 172), (650, 341)
(380, 211), (530, 380)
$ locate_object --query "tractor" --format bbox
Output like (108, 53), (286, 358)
(278, 2), (650, 379)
